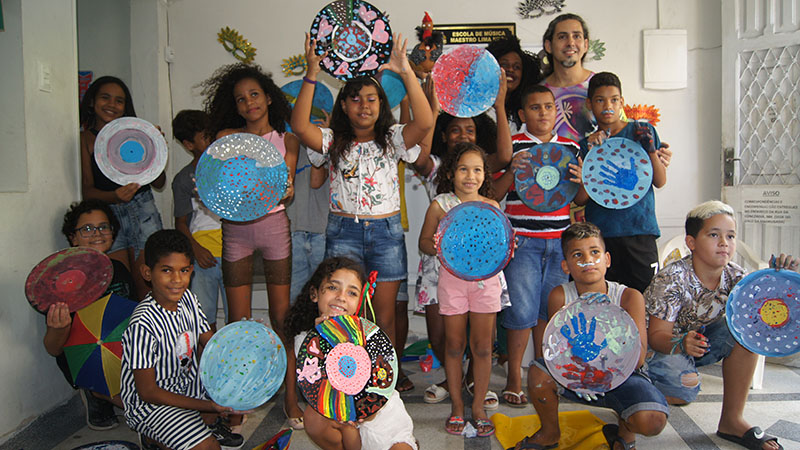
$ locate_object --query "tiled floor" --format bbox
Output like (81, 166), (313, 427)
(5, 309), (800, 450)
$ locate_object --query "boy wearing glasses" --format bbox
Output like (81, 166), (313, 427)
(43, 199), (135, 430)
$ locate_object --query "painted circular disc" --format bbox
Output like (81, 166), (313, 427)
(726, 268), (800, 357)
(281, 79), (334, 126)
(297, 315), (397, 422)
(195, 133), (288, 222)
(378, 70), (406, 109)
(25, 247), (113, 314)
(94, 117), (168, 186)
(436, 201), (514, 281)
(310, 0), (393, 80)
(543, 293), (641, 395)
(199, 320), (287, 411)
(513, 143), (579, 212)
(582, 137), (652, 209)
(431, 45), (500, 118)
(70, 441), (139, 450)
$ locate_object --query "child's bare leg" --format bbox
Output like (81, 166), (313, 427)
(468, 312), (495, 428)
(92, 392), (123, 409)
(504, 327), (530, 404)
(532, 319), (546, 359)
(443, 314), (468, 432)
(373, 280), (400, 347)
(514, 365), (560, 449)
(395, 298), (414, 391)
(223, 255), (254, 321)
(304, 406), (360, 450)
(424, 303), (446, 365)
(619, 410), (668, 446)
(718, 342), (779, 450)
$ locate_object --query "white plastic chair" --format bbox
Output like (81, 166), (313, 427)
(657, 234), (768, 389)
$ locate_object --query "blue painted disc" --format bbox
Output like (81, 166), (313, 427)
(432, 45), (501, 118)
(727, 268), (800, 357)
(513, 142), (579, 213)
(436, 201), (514, 281)
(281, 79), (334, 127)
(379, 70), (406, 110)
(582, 137), (652, 209)
(119, 140), (144, 163)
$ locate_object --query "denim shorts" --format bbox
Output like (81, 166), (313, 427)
(191, 256), (226, 325)
(109, 189), (163, 257)
(324, 213), (407, 282)
(290, 231), (326, 303)
(532, 358), (670, 420)
(502, 236), (568, 329)
(645, 317), (735, 403)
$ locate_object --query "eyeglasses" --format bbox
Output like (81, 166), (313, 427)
(74, 223), (113, 238)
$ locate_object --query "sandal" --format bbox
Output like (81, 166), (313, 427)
(283, 406), (304, 431)
(424, 383), (449, 404)
(502, 390), (528, 408)
(475, 418), (495, 437)
(445, 415), (465, 435)
(396, 372), (414, 392)
(465, 381), (499, 410)
(508, 431), (558, 450)
(716, 426), (783, 450)
(603, 424), (636, 450)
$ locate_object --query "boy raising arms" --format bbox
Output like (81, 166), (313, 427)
(513, 222), (668, 450)
(575, 72), (667, 294)
(645, 201), (795, 450)
(120, 230), (243, 450)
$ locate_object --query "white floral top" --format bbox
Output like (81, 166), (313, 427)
(314, 124), (420, 216)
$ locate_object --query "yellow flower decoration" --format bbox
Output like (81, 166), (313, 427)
(217, 27), (256, 64)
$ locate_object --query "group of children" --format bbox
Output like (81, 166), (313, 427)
(44, 12), (799, 450)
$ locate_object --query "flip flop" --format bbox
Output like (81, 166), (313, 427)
(603, 424), (635, 450)
(716, 426), (783, 450)
(396, 372), (414, 392)
(424, 383), (449, 404)
(465, 381), (499, 410)
(506, 431), (558, 450)
(445, 415), (465, 435)
(475, 418), (495, 437)
(502, 390), (528, 408)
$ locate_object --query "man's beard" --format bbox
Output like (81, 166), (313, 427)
(560, 58), (578, 68)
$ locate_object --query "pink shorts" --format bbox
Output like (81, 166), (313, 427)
(222, 210), (291, 262)
(437, 269), (502, 316)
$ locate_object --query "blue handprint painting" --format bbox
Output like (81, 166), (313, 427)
(582, 137), (653, 209)
(560, 312), (607, 362)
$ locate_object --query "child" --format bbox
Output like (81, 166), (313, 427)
(486, 36), (543, 135)
(513, 222), (668, 450)
(202, 62), (300, 424)
(291, 33), (433, 369)
(492, 84), (583, 408)
(576, 72), (667, 293)
(645, 201), (795, 450)
(45, 199), (135, 430)
(285, 257), (418, 450)
(79, 76), (166, 301)
(418, 143), (501, 437)
(120, 230), (243, 450)
(172, 109), (226, 332)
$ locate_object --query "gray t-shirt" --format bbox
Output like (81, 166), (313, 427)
(286, 146), (329, 234)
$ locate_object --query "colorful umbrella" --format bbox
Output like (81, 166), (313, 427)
(252, 429), (292, 450)
(63, 293), (138, 397)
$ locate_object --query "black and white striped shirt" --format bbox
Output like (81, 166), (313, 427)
(120, 290), (210, 426)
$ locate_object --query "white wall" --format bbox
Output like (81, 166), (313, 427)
(0, 0), (80, 440)
(77, 0), (132, 88)
(0, 0), (28, 192)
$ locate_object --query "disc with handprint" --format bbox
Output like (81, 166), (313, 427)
(542, 292), (640, 395)
(582, 137), (652, 210)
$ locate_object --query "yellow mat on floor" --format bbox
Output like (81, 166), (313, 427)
(491, 410), (609, 449)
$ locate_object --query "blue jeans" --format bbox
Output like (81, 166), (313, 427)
(325, 213), (408, 282)
(290, 231), (326, 303)
(646, 317), (735, 402)
(191, 256), (226, 325)
(502, 236), (567, 329)
(109, 189), (163, 257)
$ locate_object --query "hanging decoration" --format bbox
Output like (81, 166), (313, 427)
(281, 54), (308, 77)
(408, 12), (444, 77)
(587, 39), (606, 61)
(517, 0), (566, 20)
(623, 104), (661, 126)
(217, 27), (257, 64)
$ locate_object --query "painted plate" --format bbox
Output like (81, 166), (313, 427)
(726, 268), (800, 357)
(436, 201), (514, 281)
(199, 320), (287, 411)
(543, 293), (641, 395)
(378, 69), (406, 109)
(310, 0), (393, 80)
(431, 45), (500, 118)
(94, 117), (167, 186)
(582, 137), (652, 209)
(70, 441), (139, 450)
(195, 133), (288, 222)
(297, 315), (397, 422)
(281, 79), (334, 125)
(25, 247), (113, 314)
(513, 143), (579, 212)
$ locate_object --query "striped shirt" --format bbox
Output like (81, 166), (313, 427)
(120, 290), (210, 427)
(503, 131), (580, 239)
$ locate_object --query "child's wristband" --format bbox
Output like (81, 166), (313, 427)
(303, 76), (317, 85)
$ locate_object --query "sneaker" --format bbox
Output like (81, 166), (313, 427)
(79, 389), (118, 431)
(210, 418), (244, 449)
